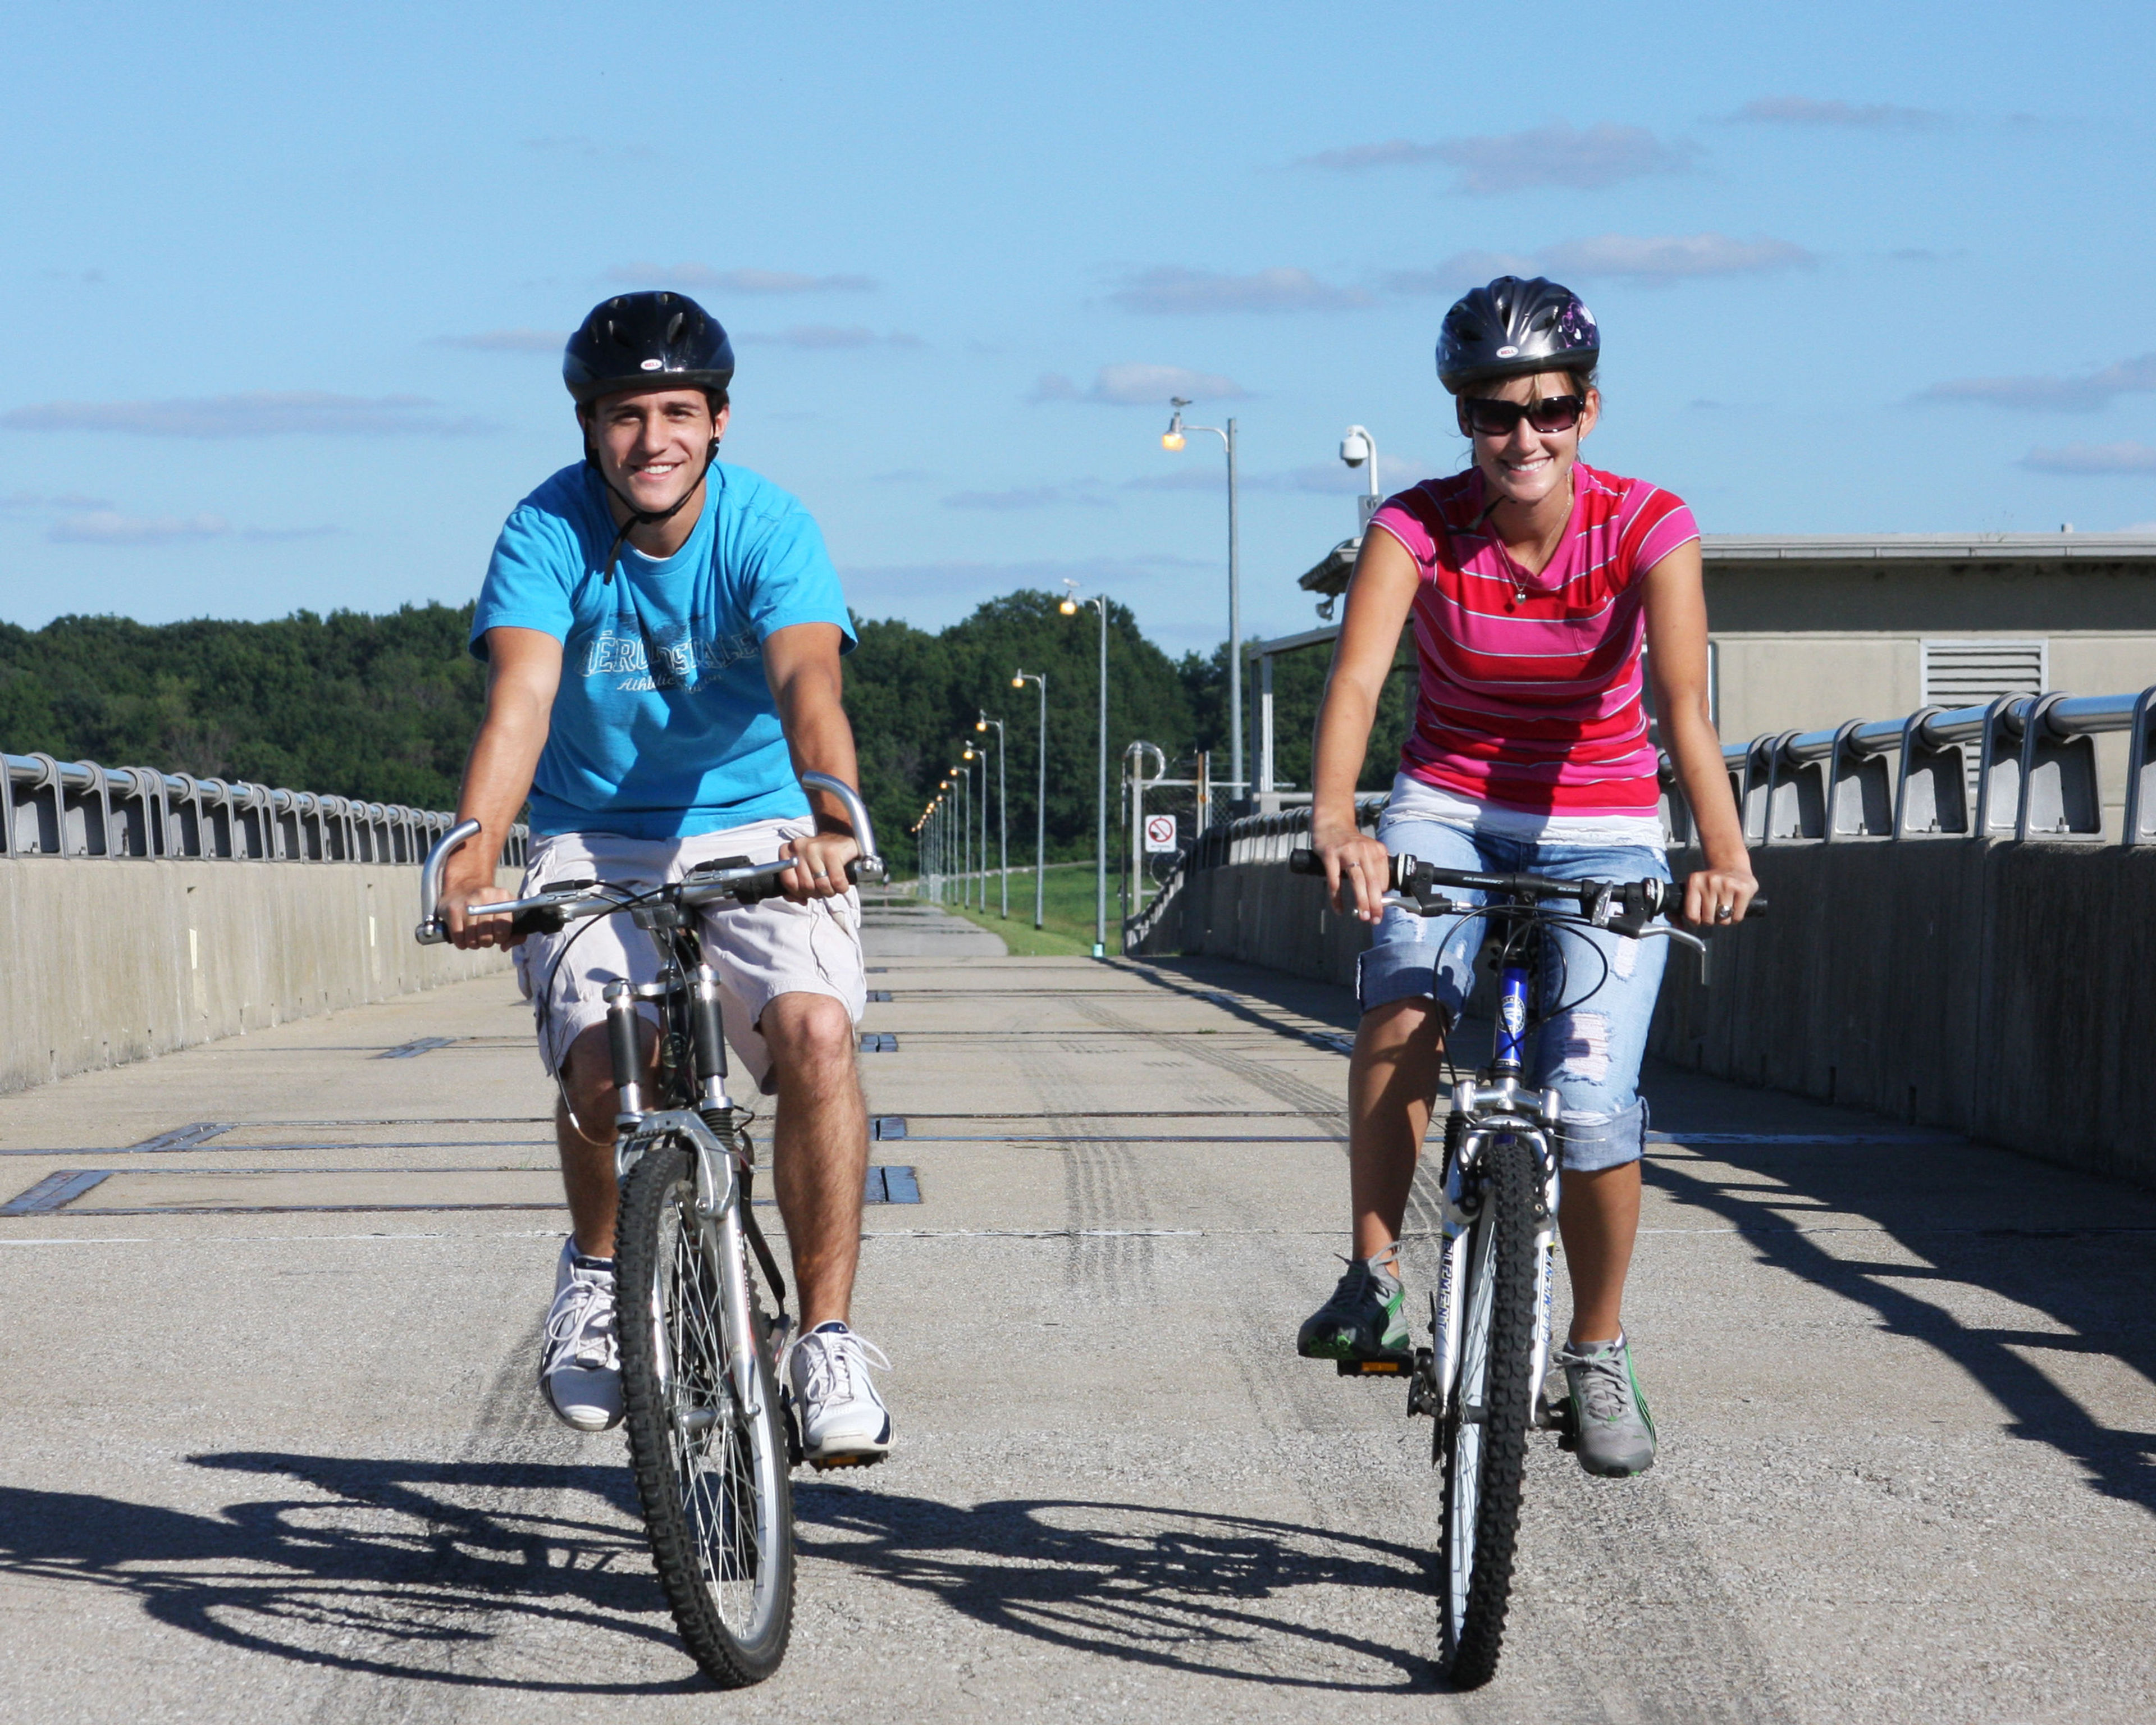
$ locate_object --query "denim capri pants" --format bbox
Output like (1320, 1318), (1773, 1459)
(1355, 812), (1671, 1172)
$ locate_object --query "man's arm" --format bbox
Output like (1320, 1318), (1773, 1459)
(762, 621), (862, 902)
(442, 626), (563, 949)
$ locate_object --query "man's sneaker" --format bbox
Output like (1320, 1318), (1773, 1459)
(1556, 1333), (1656, 1477)
(785, 1321), (892, 1467)
(540, 1242), (623, 1433)
(1296, 1247), (1409, 1361)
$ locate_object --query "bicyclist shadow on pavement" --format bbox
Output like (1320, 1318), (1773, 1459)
(1640, 1096), (2156, 1517)
(791, 1482), (1443, 1693)
(0, 1453), (705, 1696)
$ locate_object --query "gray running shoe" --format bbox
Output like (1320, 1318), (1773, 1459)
(1296, 1248), (1409, 1361)
(1557, 1334), (1656, 1476)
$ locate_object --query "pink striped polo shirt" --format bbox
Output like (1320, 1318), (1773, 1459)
(1367, 462), (1700, 816)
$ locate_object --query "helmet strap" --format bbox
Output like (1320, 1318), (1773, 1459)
(586, 436), (722, 584)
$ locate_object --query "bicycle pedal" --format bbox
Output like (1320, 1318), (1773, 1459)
(1336, 1352), (1415, 1376)
(806, 1450), (888, 1472)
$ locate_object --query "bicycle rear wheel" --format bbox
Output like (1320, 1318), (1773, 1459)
(616, 1138), (795, 1686)
(1436, 1133), (1538, 1689)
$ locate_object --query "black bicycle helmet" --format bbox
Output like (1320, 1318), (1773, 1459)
(1436, 276), (1598, 394)
(563, 291), (734, 405)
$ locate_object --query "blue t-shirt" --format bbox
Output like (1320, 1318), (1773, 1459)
(470, 461), (856, 838)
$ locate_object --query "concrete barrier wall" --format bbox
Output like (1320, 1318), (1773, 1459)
(0, 858), (513, 1096)
(1139, 839), (2156, 1186)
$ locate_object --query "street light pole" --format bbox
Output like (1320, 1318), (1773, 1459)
(1012, 670), (1047, 929)
(963, 740), (990, 909)
(1060, 582), (1109, 959)
(975, 713), (1008, 918)
(1161, 398), (1243, 807)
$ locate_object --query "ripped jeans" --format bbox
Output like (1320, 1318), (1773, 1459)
(1354, 819), (1670, 1172)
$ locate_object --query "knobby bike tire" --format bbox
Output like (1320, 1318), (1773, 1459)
(616, 1138), (796, 1686)
(1436, 1134), (1539, 1689)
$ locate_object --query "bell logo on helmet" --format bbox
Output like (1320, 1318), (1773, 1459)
(1496, 345), (1519, 358)
(640, 358), (663, 371)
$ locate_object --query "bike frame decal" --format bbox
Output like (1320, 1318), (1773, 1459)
(1495, 966), (1532, 1069)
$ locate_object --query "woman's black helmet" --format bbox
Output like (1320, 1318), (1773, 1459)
(563, 291), (734, 406)
(1436, 276), (1598, 395)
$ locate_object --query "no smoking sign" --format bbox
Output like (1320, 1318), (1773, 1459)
(1143, 814), (1179, 853)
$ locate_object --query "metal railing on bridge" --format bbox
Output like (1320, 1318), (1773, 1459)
(1125, 682), (2156, 951)
(1, 751), (526, 868)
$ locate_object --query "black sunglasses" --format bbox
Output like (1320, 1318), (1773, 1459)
(1458, 394), (1585, 437)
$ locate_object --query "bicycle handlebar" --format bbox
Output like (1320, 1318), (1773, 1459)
(1286, 846), (1767, 924)
(415, 773), (888, 945)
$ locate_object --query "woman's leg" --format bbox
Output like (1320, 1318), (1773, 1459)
(1348, 997), (1450, 1258)
(1556, 1162), (1640, 1344)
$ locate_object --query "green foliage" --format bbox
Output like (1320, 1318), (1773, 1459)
(0, 588), (1423, 872)
(0, 605), (487, 809)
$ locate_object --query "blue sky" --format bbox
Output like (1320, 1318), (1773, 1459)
(4, 0), (2154, 654)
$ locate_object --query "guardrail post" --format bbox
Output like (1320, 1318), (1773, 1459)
(1895, 707), (1967, 837)
(62, 761), (111, 856)
(168, 775), (205, 856)
(1765, 731), (1824, 841)
(18, 755), (65, 854)
(1741, 736), (1774, 844)
(1973, 694), (2027, 839)
(2126, 686), (2156, 848)
(1826, 721), (1893, 841)
(108, 767), (159, 857)
(2015, 692), (2103, 839)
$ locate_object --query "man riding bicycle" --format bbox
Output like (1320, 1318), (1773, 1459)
(437, 289), (891, 1467)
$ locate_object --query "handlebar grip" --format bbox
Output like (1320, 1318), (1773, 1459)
(1745, 893), (1768, 917)
(508, 907), (567, 937)
(1289, 847), (1323, 876)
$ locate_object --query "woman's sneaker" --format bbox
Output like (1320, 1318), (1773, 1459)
(1556, 1333), (1656, 1476)
(786, 1321), (892, 1468)
(1296, 1248), (1409, 1361)
(540, 1242), (623, 1433)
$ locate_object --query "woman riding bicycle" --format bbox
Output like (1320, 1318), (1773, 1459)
(1296, 275), (1755, 1477)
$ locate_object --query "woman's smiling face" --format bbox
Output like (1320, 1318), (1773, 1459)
(1465, 369), (1600, 512)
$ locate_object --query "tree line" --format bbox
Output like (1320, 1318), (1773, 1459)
(0, 592), (1412, 871)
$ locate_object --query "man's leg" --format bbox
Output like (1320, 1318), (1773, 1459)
(552, 1017), (657, 1258)
(757, 991), (869, 1328)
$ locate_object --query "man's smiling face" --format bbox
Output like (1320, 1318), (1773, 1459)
(582, 386), (729, 518)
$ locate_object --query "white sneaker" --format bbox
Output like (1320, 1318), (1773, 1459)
(786, 1322), (892, 1466)
(540, 1242), (623, 1433)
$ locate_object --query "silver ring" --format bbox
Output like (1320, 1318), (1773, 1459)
(1715, 904), (1733, 921)
(812, 869), (829, 878)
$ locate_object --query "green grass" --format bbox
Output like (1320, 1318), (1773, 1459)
(914, 860), (1134, 956)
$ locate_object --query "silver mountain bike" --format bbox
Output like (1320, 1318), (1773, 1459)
(1292, 846), (1750, 1688)
(418, 772), (885, 1687)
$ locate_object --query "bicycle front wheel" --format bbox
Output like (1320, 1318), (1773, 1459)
(1436, 1133), (1539, 1689)
(616, 1138), (795, 1686)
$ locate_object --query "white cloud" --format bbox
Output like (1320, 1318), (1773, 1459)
(1, 392), (491, 437)
(1728, 95), (1944, 129)
(1389, 234), (1811, 293)
(606, 263), (876, 294)
(1439, 124), (1697, 194)
(2, 488), (113, 510)
(737, 326), (925, 350)
(437, 328), (565, 352)
(1538, 232), (1815, 280)
(1032, 364), (1248, 406)
(1126, 454), (1424, 495)
(942, 482), (1111, 511)
(1108, 267), (1373, 314)
(1917, 354), (2156, 413)
(1296, 139), (1446, 171)
(50, 511), (230, 544)
(2019, 442), (2156, 474)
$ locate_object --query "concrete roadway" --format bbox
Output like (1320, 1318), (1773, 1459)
(1, 897), (2152, 1722)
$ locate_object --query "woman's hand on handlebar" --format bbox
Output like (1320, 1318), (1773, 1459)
(1312, 819), (1391, 924)
(1680, 860), (1760, 928)
(442, 881), (523, 950)
(778, 829), (860, 903)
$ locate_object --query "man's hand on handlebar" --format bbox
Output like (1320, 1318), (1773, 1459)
(1680, 860), (1760, 929)
(778, 829), (860, 904)
(1311, 818), (1392, 924)
(441, 879), (524, 950)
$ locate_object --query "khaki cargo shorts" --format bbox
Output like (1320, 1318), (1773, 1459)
(510, 818), (867, 1093)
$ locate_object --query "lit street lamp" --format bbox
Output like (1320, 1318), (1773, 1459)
(1011, 670), (1048, 930)
(1059, 582), (1110, 959)
(975, 712), (1008, 919)
(1162, 396), (1243, 807)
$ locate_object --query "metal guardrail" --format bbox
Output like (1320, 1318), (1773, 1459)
(1711, 684), (2156, 846)
(1, 751), (526, 868)
(1123, 684), (2156, 951)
